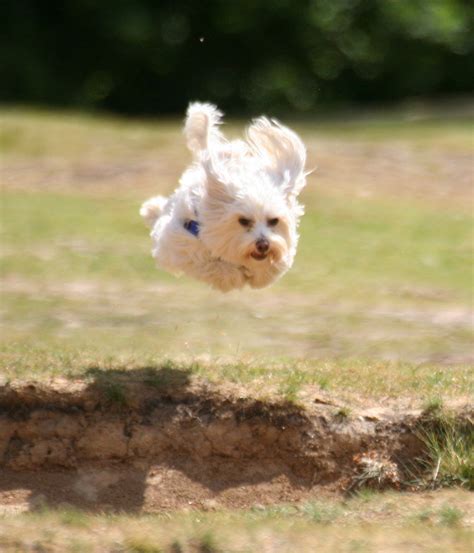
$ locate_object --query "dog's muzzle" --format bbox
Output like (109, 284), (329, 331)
(251, 237), (270, 260)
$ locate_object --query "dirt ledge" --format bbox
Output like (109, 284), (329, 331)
(0, 375), (471, 512)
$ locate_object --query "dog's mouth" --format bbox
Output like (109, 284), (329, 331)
(250, 251), (269, 261)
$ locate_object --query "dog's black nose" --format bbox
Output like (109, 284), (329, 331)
(256, 237), (270, 254)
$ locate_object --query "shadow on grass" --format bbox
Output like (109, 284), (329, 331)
(84, 363), (193, 404)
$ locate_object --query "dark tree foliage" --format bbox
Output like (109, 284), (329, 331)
(2, 0), (473, 115)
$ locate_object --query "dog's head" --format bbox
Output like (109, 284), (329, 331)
(198, 117), (307, 272)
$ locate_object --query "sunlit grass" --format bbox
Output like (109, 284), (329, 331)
(2, 183), (472, 368)
(1, 340), (472, 407)
(0, 108), (183, 159)
(2, 189), (471, 297)
(1, 108), (472, 390)
(0, 490), (472, 553)
(2, 105), (473, 159)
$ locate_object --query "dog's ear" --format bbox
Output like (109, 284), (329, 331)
(247, 118), (307, 199)
(202, 155), (234, 204)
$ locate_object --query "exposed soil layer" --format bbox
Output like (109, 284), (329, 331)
(0, 376), (471, 513)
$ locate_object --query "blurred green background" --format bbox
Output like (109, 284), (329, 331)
(2, 0), (474, 114)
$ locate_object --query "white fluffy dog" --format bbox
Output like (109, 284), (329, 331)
(140, 102), (308, 292)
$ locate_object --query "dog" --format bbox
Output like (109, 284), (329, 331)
(140, 102), (308, 292)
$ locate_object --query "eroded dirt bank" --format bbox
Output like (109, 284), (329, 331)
(0, 375), (471, 512)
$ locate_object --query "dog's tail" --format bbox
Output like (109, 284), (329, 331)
(140, 195), (168, 228)
(184, 102), (224, 157)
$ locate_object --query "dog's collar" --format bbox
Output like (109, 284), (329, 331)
(184, 219), (200, 237)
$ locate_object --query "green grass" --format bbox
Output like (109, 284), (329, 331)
(0, 108), (472, 396)
(2, 190), (472, 297)
(1, 340), (472, 407)
(0, 490), (472, 553)
(0, 108), (183, 159)
(439, 505), (465, 527)
(294, 196), (472, 298)
(417, 415), (474, 490)
(2, 172), (472, 401)
(1, 107), (473, 553)
(1, 186), (472, 374)
(2, 105), (473, 158)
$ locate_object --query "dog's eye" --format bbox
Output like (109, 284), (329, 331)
(238, 217), (252, 227)
(267, 218), (279, 227)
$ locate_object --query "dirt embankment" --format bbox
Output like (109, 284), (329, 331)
(0, 372), (470, 512)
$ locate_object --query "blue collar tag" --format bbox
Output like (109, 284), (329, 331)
(184, 219), (200, 237)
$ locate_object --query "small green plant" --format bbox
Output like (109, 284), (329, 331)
(197, 532), (220, 553)
(280, 380), (301, 404)
(422, 397), (444, 415)
(352, 488), (380, 503)
(299, 501), (342, 524)
(250, 504), (298, 519)
(278, 370), (308, 404)
(317, 376), (330, 390)
(334, 406), (352, 419)
(411, 508), (433, 523)
(58, 507), (89, 528)
(103, 381), (127, 405)
(438, 505), (464, 527)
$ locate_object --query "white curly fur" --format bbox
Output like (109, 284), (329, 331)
(141, 102), (308, 292)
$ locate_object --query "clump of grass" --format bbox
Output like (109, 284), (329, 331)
(352, 488), (380, 503)
(279, 380), (302, 404)
(417, 416), (473, 490)
(410, 508), (433, 523)
(317, 376), (330, 390)
(195, 532), (220, 553)
(298, 501), (343, 524)
(58, 507), (89, 528)
(334, 406), (352, 419)
(249, 504), (298, 519)
(438, 505), (464, 527)
(102, 381), (127, 405)
(422, 397), (444, 415)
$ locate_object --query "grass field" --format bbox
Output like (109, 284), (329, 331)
(0, 489), (473, 552)
(1, 105), (473, 551)
(1, 107), (473, 391)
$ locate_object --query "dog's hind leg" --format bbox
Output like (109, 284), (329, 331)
(140, 195), (168, 228)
